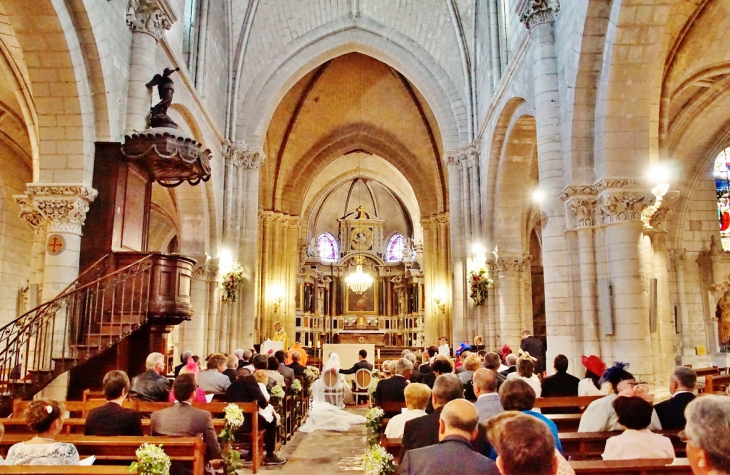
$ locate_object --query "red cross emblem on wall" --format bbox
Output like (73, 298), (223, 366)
(47, 234), (66, 256)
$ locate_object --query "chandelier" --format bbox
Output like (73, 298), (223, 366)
(345, 255), (373, 294)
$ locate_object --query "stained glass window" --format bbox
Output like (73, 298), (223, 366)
(318, 233), (338, 262)
(386, 234), (406, 262)
(715, 147), (730, 251)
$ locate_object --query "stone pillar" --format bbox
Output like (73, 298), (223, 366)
(446, 152), (467, 344)
(493, 251), (531, 349)
(185, 258), (217, 357)
(597, 182), (656, 379)
(125, 0), (176, 134)
(670, 249), (692, 352)
(517, 0), (573, 363)
(562, 189), (601, 359)
(15, 195), (47, 288)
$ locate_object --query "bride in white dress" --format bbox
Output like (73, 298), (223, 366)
(299, 352), (367, 432)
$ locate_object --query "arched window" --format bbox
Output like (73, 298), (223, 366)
(715, 147), (730, 251)
(386, 234), (406, 262)
(318, 233), (338, 262)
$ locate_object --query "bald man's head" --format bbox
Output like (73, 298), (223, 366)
(439, 399), (480, 441)
(473, 368), (498, 395)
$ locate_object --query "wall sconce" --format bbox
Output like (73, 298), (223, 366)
(434, 297), (446, 314)
(272, 296), (283, 313)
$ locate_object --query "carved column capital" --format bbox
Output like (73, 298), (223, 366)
(21, 184), (97, 235)
(566, 196), (598, 229)
(491, 251), (532, 276)
(14, 194), (46, 235)
(444, 142), (479, 170)
(223, 142), (266, 169)
(644, 190), (679, 232)
(126, 0), (177, 40)
(516, 0), (560, 29)
(598, 190), (655, 226)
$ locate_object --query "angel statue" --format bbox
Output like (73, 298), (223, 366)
(146, 67), (180, 128)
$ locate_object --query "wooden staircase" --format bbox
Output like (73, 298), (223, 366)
(0, 254), (154, 415)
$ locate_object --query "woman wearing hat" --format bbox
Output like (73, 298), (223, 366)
(578, 355), (610, 397)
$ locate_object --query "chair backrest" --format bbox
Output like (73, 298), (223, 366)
(355, 369), (372, 390)
(323, 369), (338, 389)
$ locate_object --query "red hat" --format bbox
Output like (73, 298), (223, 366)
(501, 344), (512, 360)
(582, 355), (606, 377)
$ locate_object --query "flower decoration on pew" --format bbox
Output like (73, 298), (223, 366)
(291, 379), (302, 393)
(367, 375), (380, 403)
(365, 406), (385, 446)
(130, 443), (171, 475)
(303, 366), (320, 384)
(219, 262), (244, 303)
(218, 404), (245, 475)
(468, 267), (493, 306)
(270, 384), (285, 400)
(362, 443), (396, 475)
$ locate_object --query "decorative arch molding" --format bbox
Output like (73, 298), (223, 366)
(279, 124), (445, 217)
(2, 0), (96, 184)
(233, 18), (468, 153)
(493, 110), (538, 250)
(0, 35), (37, 166)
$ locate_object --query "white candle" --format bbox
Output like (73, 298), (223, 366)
(377, 349), (381, 359)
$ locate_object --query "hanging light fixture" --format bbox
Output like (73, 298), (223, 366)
(346, 254), (373, 294)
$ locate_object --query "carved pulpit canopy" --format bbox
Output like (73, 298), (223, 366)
(122, 127), (212, 187)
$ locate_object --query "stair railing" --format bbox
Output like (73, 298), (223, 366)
(0, 254), (154, 407)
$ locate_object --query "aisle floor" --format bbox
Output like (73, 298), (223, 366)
(257, 407), (367, 473)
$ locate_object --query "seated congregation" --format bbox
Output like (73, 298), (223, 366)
(369, 343), (730, 475)
(0, 347), (318, 473)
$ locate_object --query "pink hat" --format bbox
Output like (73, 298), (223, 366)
(501, 344), (512, 360)
(185, 357), (199, 377)
(582, 355), (606, 377)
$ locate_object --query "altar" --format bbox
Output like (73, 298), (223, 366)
(335, 330), (386, 345)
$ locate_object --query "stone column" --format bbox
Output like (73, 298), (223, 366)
(446, 152), (466, 344)
(15, 195), (47, 289)
(561, 189), (601, 359)
(494, 251), (531, 349)
(125, 0), (176, 134)
(185, 258), (217, 357)
(597, 181), (656, 379)
(517, 1), (573, 364)
(670, 249), (692, 352)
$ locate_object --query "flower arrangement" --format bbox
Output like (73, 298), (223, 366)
(365, 406), (385, 446)
(218, 404), (245, 475)
(469, 268), (493, 306)
(130, 443), (171, 475)
(362, 444), (396, 475)
(270, 384), (285, 400)
(367, 376), (380, 398)
(219, 262), (244, 303)
(303, 366), (320, 384)
(291, 379), (302, 393)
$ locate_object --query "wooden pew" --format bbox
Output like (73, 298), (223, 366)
(0, 435), (205, 475)
(534, 395), (604, 410)
(0, 468), (131, 474)
(0, 417), (226, 436)
(560, 431), (685, 461)
(546, 413), (582, 432)
(570, 458), (692, 474)
(705, 374), (730, 394)
(380, 436), (402, 459)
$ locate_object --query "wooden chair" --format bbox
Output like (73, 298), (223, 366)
(534, 395), (604, 410)
(81, 389), (105, 401)
(705, 374), (730, 394)
(322, 368), (344, 406)
(353, 368), (372, 405)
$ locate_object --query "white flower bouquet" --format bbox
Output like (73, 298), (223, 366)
(291, 379), (302, 393)
(270, 384), (285, 400)
(130, 443), (171, 475)
(362, 444), (396, 475)
(219, 262), (244, 303)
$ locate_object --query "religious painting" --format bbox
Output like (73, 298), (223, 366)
(346, 284), (377, 315)
(295, 283), (302, 310)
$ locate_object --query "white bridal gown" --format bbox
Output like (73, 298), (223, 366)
(299, 352), (367, 432)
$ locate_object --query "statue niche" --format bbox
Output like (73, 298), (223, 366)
(716, 290), (730, 350)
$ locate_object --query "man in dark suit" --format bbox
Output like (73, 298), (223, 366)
(655, 366), (697, 430)
(540, 354), (580, 414)
(130, 352), (170, 402)
(374, 358), (412, 416)
(226, 367), (286, 465)
(400, 373), (464, 463)
(520, 330), (545, 374)
(174, 351), (192, 377)
(483, 352), (506, 389)
(419, 346), (439, 374)
(400, 399), (499, 475)
(275, 350), (294, 387)
(499, 354), (517, 377)
(151, 374), (220, 475)
(339, 349), (374, 374)
(287, 350), (306, 376)
(85, 370), (143, 436)
(223, 354), (239, 384)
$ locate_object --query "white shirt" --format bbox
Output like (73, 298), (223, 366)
(578, 394), (662, 432)
(438, 344), (450, 357)
(384, 409), (427, 439)
(602, 429), (675, 460)
(578, 378), (609, 397)
(506, 372), (542, 397)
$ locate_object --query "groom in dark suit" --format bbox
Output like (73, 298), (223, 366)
(655, 366), (697, 430)
(400, 399), (499, 475)
(339, 349), (374, 374)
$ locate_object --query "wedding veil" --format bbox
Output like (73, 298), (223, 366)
(323, 352), (342, 372)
